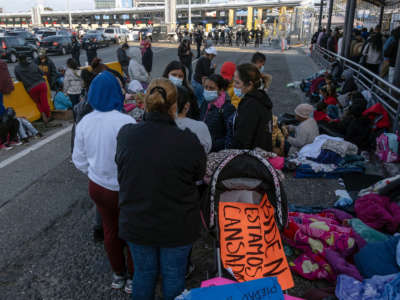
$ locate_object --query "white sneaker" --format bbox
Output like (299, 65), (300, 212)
(124, 278), (133, 294)
(111, 273), (125, 290)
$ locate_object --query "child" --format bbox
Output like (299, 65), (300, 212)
(272, 115), (285, 156)
(314, 102), (332, 123)
(320, 86), (339, 119)
(54, 84), (73, 111)
(284, 104), (319, 156)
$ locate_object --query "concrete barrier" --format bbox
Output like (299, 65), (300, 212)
(4, 62), (121, 122)
(3, 78), (53, 122)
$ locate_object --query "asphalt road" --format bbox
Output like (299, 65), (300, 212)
(0, 45), (342, 299)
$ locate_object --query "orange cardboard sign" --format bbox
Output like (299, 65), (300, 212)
(219, 194), (294, 290)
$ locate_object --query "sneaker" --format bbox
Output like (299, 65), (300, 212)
(111, 273), (126, 290)
(185, 263), (195, 279)
(9, 140), (22, 146)
(124, 278), (133, 294)
(0, 144), (13, 151)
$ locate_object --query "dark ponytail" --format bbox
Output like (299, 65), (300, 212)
(207, 74), (229, 91)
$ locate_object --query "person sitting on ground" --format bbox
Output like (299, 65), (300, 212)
(220, 61), (241, 108)
(314, 101), (332, 123)
(162, 61), (200, 120)
(64, 58), (83, 107)
(201, 74), (235, 152)
(0, 107), (21, 150)
(128, 47), (150, 89)
(231, 63), (273, 151)
(272, 115), (285, 156)
(54, 83), (73, 111)
(72, 71), (136, 294)
(192, 47), (217, 108)
(285, 103), (319, 156)
(15, 54), (52, 126)
(116, 78), (207, 300)
(17, 116), (42, 143)
(176, 85), (212, 153)
(34, 48), (59, 91)
(320, 85), (339, 119)
(327, 97), (372, 150)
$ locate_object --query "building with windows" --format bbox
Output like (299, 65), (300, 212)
(95, 0), (134, 9)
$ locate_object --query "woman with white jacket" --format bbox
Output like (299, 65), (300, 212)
(128, 47), (150, 88)
(63, 58), (83, 106)
(72, 70), (136, 293)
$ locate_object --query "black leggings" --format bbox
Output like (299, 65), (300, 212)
(0, 119), (19, 144)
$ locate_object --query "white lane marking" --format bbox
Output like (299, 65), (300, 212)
(0, 125), (73, 169)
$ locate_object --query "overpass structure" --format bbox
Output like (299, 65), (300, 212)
(0, 0), (304, 31)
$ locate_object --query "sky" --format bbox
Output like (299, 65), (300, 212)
(0, 0), (93, 13)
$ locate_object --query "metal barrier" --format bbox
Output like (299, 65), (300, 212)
(311, 45), (400, 132)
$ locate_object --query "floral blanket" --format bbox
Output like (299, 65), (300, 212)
(283, 211), (362, 281)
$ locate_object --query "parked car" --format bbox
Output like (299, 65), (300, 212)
(35, 30), (57, 41)
(82, 33), (110, 48)
(6, 31), (39, 46)
(103, 27), (128, 44)
(39, 35), (72, 55)
(0, 36), (38, 63)
(151, 26), (168, 42)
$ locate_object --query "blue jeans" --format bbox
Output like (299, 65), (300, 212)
(127, 242), (192, 300)
(191, 79), (204, 108)
(0, 92), (5, 116)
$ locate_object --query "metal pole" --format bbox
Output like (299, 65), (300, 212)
(188, 0), (192, 30)
(318, 0), (324, 29)
(67, 0), (72, 29)
(378, 5), (384, 30)
(344, 0), (356, 58)
(340, 0), (351, 56)
(327, 0), (334, 31)
(393, 39), (400, 88)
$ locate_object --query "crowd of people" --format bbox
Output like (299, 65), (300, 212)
(312, 25), (400, 83)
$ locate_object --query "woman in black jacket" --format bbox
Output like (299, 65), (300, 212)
(201, 74), (236, 152)
(116, 78), (207, 300)
(231, 63), (273, 151)
(162, 60), (200, 120)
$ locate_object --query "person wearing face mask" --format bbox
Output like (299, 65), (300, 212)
(220, 61), (241, 108)
(231, 63), (273, 151)
(192, 47), (217, 108)
(251, 52), (266, 73)
(116, 78), (206, 300)
(162, 61), (200, 120)
(201, 74), (236, 152)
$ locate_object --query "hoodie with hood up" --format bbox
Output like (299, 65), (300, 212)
(14, 60), (45, 92)
(232, 89), (273, 152)
(128, 47), (150, 84)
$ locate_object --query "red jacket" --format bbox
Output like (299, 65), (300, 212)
(314, 111), (331, 122)
(324, 96), (338, 106)
(0, 60), (14, 94)
(363, 103), (391, 130)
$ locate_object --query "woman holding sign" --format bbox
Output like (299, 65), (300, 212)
(116, 78), (207, 300)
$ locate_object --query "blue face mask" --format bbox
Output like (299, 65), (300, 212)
(319, 94), (324, 101)
(260, 65), (265, 73)
(169, 75), (183, 87)
(203, 90), (219, 102)
(234, 88), (243, 98)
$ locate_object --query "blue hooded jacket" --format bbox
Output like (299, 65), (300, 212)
(88, 71), (124, 112)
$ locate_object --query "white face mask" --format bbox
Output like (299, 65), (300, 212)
(203, 90), (219, 102)
(169, 75), (183, 87)
(259, 65), (265, 73)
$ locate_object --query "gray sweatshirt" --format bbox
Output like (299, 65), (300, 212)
(287, 118), (319, 156)
(175, 117), (212, 153)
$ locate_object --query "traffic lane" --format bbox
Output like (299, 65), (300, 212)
(0, 48), (299, 299)
(6, 44), (175, 78)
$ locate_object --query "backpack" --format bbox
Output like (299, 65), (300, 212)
(376, 133), (400, 163)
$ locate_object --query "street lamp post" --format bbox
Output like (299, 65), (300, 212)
(67, 0), (72, 29)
